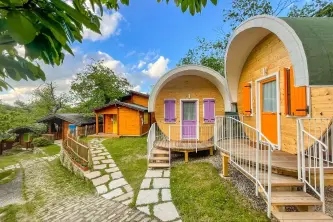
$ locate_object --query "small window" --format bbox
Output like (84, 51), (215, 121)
(144, 112), (149, 124)
(284, 67), (307, 116)
(242, 83), (252, 115)
(164, 100), (176, 123)
(203, 99), (215, 123)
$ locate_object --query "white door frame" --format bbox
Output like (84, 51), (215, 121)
(180, 99), (199, 140)
(255, 71), (281, 150)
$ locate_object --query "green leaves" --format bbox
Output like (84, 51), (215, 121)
(7, 11), (37, 44)
(170, 0), (217, 15)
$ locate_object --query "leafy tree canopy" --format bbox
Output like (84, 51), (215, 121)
(0, 0), (217, 91)
(70, 60), (131, 114)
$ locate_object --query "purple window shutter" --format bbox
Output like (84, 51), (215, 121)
(209, 100), (215, 122)
(204, 100), (210, 122)
(165, 100), (175, 122)
(204, 99), (215, 123)
(169, 100), (175, 122)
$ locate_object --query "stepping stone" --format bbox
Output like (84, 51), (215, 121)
(94, 164), (107, 170)
(161, 189), (172, 201)
(84, 171), (101, 179)
(113, 191), (133, 202)
(123, 184), (133, 192)
(101, 159), (114, 164)
(140, 178), (151, 189)
(107, 155), (112, 158)
(96, 185), (108, 194)
(108, 163), (117, 168)
(145, 170), (163, 178)
(153, 178), (170, 189)
(109, 178), (127, 190)
(91, 150), (102, 154)
(163, 170), (170, 178)
(105, 167), (119, 173)
(102, 188), (123, 200)
(98, 152), (109, 156)
(93, 161), (100, 165)
(92, 156), (105, 161)
(154, 202), (180, 222)
(137, 206), (150, 215)
(111, 171), (123, 179)
(92, 175), (110, 186)
(136, 189), (159, 205)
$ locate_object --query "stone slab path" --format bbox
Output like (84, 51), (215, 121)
(136, 169), (181, 222)
(17, 154), (154, 222)
(85, 139), (134, 206)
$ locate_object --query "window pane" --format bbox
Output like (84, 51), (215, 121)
(183, 102), (196, 120)
(263, 80), (277, 112)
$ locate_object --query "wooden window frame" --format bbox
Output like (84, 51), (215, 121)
(143, 112), (149, 124)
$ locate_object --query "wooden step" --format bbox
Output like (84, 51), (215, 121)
(148, 163), (170, 168)
(150, 156), (169, 161)
(264, 174), (304, 187)
(271, 191), (323, 206)
(272, 212), (333, 221)
(152, 149), (169, 155)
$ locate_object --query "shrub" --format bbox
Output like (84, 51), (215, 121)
(32, 137), (52, 147)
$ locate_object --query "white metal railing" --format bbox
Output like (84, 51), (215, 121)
(147, 123), (156, 164)
(215, 116), (277, 218)
(297, 118), (333, 213)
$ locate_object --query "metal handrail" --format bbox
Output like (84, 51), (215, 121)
(215, 116), (277, 218)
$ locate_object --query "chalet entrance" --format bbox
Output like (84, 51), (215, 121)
(257, 75), (279, 145)
(181, 100), (197, 139)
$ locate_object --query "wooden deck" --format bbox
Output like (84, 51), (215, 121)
(216, 139), (333, 175)
(88, 133), (120, 138)
(154, 140), (214, 152)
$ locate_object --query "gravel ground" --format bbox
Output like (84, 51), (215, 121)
(0, 169), (23, 208)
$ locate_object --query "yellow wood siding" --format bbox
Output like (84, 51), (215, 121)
(154, 75), (225, 138)
(238, 33), (333, 154)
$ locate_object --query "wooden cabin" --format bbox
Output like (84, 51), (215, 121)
(147, 65), (232, 165)
(225, 16), (333, 155)
(221, 15), (333, 220)
(8, 126), (36, 149)
(37, 113), (96, 140)
(93, 91), (153, 137)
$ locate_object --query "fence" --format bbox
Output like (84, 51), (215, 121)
(297, 118), (333, 213)
(215, 116), (277, 218)
(64, 133), (91, 170)
(76, 125), (96, 137)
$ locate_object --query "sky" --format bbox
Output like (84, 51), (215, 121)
(0, 0), (296, 105)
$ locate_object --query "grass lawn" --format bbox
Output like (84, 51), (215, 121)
(79, 136), (95, 143)
(0, 151), (41, 169)
(103, 137), (147, 206)
(171, 162), (268, 222)
(0, 144), (61, 169)
(40, 144), (60, 156)
(0, 169), (18, 185)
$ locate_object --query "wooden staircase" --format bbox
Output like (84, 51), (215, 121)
(261, 172), (333, 221)
(148, 147), (170, 169)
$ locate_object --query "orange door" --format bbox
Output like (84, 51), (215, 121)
(104, 115), (113, 134)
(261, 77), (278, 144)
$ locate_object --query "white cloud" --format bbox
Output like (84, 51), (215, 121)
(143, 56), (169, 78)
(137, 60), (146, 69)
(83, 11), (123, 41)
(96, 51), (125, 75)
(14, 45), (25, 57)
(132, 85), (141, 92)
(125, 50), (136, 57)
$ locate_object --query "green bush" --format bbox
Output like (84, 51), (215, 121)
(32, 137), (52, 147)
